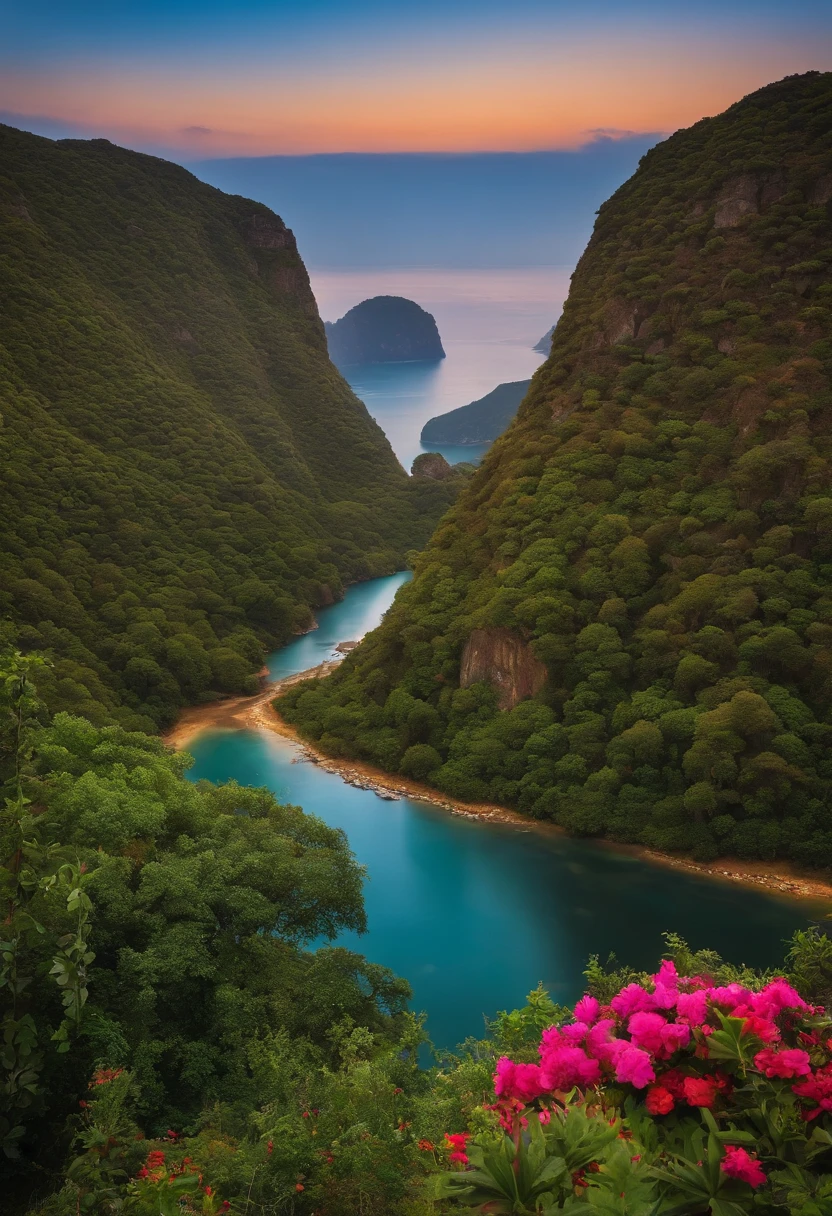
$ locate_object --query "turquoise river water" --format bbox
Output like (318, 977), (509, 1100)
(185, 573), (817, 1050)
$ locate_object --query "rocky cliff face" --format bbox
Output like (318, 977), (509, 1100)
(460, 628), (547, 710)
(241, 211), (319, 317)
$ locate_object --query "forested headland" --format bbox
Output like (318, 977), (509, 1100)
(279, 72), (832, 868)
(0, 126), (457, 733)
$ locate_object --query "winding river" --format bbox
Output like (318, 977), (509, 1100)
(185, 573), (816, 1050)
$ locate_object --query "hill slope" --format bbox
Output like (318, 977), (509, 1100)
(0, 126), (455, 730)
(421, 379), (532, 445)
(279, 73), (832, 868)
(324, 295), (445, 365)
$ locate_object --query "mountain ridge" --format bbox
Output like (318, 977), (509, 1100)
(0, 125), (457, 730)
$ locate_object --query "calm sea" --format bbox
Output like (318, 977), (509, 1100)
(309, 267), (570, 468)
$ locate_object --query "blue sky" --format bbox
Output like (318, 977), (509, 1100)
(3, 1), (830, 155)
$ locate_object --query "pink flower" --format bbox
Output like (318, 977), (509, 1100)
(652, 983), (678, 1010)
(653, 959), (679, 991)
(586, 1018), (617, 1062)
(721, 1146), (766, 1188)
(708, 983), (752, 1012)
(751, 979), (808, 1021)
(660, 1022), (691, 1056)
(675, 991), (708, 1028)
(793, 1066), (832, 1119)
(540, 1025), (565, 1051)
(538, 1108), (551, 1124)
(574, 994), (600, 1025)
(540, 1045), (600, 1091)
(754, 1048), (812, 1080)
(611, 984), (656, 1019)
(651, 960), (679, 1010)
(628, 1011), (667, 1056)
(645, 1085), (674, 1115)
(494, 1058), (546, 1103)
(610, 1043), (655, 1089)
(561, 1022), (589, 1045)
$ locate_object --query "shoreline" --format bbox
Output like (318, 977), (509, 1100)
(165, 663), (832, 909)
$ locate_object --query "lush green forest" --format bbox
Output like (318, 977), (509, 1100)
(5, 648), (832, 1216)
(279, 72), (832, 867)
(0, 125), (457, 732)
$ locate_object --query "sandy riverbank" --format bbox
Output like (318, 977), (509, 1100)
(165, 662), (832, 908)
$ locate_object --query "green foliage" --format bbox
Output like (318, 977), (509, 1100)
(0, 125), (457, 731)
(0, 653), (95, 1160)
(0, 650), (413, 1211)
(278, 72), (832, 868)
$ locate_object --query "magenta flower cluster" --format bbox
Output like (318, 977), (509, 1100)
(491, 960), (832, 1189)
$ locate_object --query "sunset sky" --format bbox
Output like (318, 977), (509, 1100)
(3, 0), (831, 157)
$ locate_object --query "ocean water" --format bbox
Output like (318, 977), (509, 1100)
(309, 268), (569, 469)
(185, 575), (816, 1051)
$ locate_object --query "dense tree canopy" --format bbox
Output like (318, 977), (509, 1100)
(0, 126), (458, 731)
(0, 650), (412, 1194)
(279, 72), (832, 867)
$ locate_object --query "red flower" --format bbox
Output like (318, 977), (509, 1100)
(656, 1069), (687, 1099)
(645, 1085), (674, 1115)
(741, 1014), (779, 1043)
(418, 1139), (435, 1152)
(682, 1076), (719, 1108)
(295, 1183), (305, 1192)
(754, 1047), (812, 1079)
(793, 1064), (832, 1119)
(267, 1140), (273, 1155)
(444, 1132), (470, 1166)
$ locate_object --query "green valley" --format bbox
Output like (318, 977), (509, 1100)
(279, 72), (832, 868)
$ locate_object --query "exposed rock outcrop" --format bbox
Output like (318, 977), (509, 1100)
(411, 452), (453, 480)
(240, 211), (318, 315)
(460, 628), (547, 710)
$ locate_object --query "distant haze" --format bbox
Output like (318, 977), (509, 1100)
(189, 140), (658, 269)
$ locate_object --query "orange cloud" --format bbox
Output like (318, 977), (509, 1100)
(1, 32), (827, 155)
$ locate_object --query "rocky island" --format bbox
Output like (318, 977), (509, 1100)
(324, 294), (445, 366)
(420, 378), (531, 445)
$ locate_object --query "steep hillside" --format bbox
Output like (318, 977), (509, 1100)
(0, 126), (455, 730)
(279, 73), (832, 868)
(324, 295), (445, 365)
(421, 379), (532, 445)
